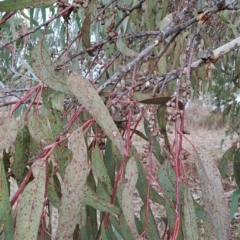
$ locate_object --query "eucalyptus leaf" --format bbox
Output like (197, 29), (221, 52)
(67, 72), (125, 157)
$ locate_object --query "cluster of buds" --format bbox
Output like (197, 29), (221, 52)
(116, 79), (128, 91)
(181, 80), (191, 99)
(73, 0), (89, 9)
(146, 105), (160, 137)
(165, 97), (183, 122)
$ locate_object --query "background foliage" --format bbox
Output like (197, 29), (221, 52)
(0, 0), (240, 239)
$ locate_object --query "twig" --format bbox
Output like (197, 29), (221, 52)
(0, 5), (74, 50)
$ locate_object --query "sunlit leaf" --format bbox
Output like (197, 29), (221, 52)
(14, 161), (46, 240)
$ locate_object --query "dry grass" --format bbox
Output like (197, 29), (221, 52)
(185, 102), (226, 130)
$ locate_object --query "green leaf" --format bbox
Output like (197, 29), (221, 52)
(104, 139), (115, 186)
(122, 156), (139, 238)
(165, 197), (175, 232)
(12, 125), (30, 184)
(92, 146), (113, 193)
(158, 161), (184, 201)
(0, 116), (19, 153)
(101, 224), (119, 240)
(133, 92), (153, 102)
(82, 185), (120, 214)
(56, 128), (89, 239)
(140, 204), (160, 240)
(119, 214), (136, 240)
(116, 39), (138, 57)
(143, 118), (165, 163)
(47, 176), (61, 209)
(233, 148), (240, 188)
(27, 110), (53, 142)
(131, 146), (165, 205)
(138, 96), (184, 110)
(67, 72), (126, 156)
(230, 188), (240, 220)
(183, 188), (199, 240)
(48, 108), (66, 138)
(0, 159), (13, 238)
(31, 43), (70, 94)
(82, 5), (94, 56)
(218, 145), (236, 178)
(14, 161), (46, 240)
(194, 152), (230, 240)
(0, 0), (55, 11)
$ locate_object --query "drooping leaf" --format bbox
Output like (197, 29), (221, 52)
(131, 146), (165, 205)
(53, 145), (72, 178)
(194, 152), (230, 240)
(12, 125), (30, 184)
(183, 188), (199, 240)
(82, 185), (120, 214)
(91, 146), (113, 194)
(56, 128), (89, 240)
(27, 110), (53, 142)
(140, 204), (160, 240)
(0, 116), (19, 153)
(0, 158), (14, 239)
(101, 223), (119, 240)
(82, 5), (94, 56)
(118, 214), (136, 240)
(104, 139), (115, 186)
(0, 0), (55, 11)
(128, 145), (165, 205)
(47, 176), (61, 209)
(233, 148), (240, 188)
(165, 197), (175, 232)
(157, 105), (170, 149)
(143, 118), (165, 163)
(116, 39), (138, 57)
(158, 160), (184, 201)
(14, 161), (46, 240)
(230, 188), (240, 220)
(122, 156), (139, 239)
(67, 72), (125, 156)
(31, 43), (70, 94)
(218, 145), (236, 177)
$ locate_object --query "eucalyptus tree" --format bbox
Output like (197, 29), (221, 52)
(0, 0), (240, 239)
